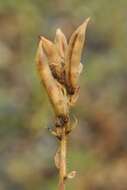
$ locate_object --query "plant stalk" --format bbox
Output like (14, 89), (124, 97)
(59, 127), (67, 190)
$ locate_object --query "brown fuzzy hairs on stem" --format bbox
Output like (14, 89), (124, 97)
(36, 17), (90, 190)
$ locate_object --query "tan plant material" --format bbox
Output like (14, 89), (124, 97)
(36, 17), (90, 190)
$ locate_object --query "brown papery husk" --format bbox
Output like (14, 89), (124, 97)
(41, 36), (63, 74)
(65, 18), (90, 91)
(55, 28), (68, 59)
(36, 40), (69, 117)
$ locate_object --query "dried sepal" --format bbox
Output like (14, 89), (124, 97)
(68, 86), (80, 106)
(55, 28), (68, 59)
(67, 171), (76, 179)
(36, 40), (68, 116)
(54, 148), (60, 169)
(65, 115), (78, 134)
(48, 127), (58, 137)
(65, 17), (90, 93)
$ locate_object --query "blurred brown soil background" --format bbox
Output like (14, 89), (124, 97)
(0, 0), (127, 189)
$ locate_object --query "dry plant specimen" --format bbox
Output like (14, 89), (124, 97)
(36, 17), (90, 190)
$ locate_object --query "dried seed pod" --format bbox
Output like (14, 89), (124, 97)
(65, 18), (90, 93)
(55, 28), (68, 59)
(40, 36), (63, 81)
(41, 36), (60, 64)
(36, 40), (69, 117)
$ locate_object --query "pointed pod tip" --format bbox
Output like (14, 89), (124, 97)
(40, 36), (52, 44)
(56, 28), (62, 34)
(77, 17), (90, 35)
(40, 36), (54, 52)
(74, 17), (91, 35)
(40, 37), (48, 48)
(82, 17), (91, 28)
(56, 28), (65, 38)
(86, 17), (91, 23)
(40, 36), (47, 42)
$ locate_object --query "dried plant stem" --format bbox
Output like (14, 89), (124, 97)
(59, 127), (67, 190)
(36, 18), (90, 190)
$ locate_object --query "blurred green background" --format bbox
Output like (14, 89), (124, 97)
(0, 0), (127, 189)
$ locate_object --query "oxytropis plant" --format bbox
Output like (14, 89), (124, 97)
(36, 17), (90, 190)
